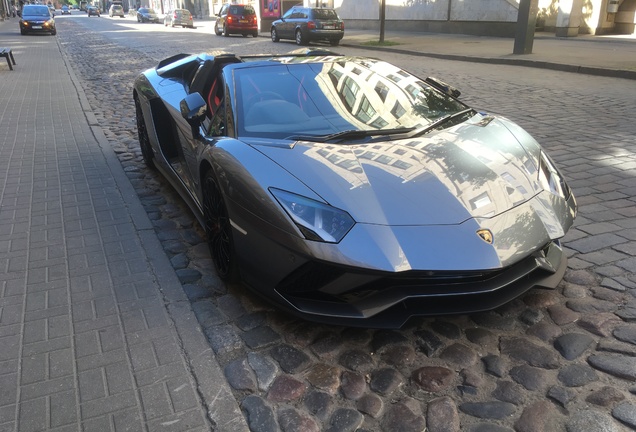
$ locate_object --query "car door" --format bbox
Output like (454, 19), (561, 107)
(278, 7), (294, 39)
(217, 4), (228, 30)
(180, 60), (228, 194)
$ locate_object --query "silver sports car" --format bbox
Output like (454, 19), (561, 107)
(133, 49), (577, 328)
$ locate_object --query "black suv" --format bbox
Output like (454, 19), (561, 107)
(271, 6), (344, 46)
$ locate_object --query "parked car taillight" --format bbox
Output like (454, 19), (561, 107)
(340, 21), (344, 30)
(227, 15), (233, 23)
(307, 21), (315, 29)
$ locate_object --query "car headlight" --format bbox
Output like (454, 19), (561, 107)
(270, 188), (355, 243)
(538, 151), (571, 199)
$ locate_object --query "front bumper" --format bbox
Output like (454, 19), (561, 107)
(20, 21), (56, 32)
(272, 240), (566, 328)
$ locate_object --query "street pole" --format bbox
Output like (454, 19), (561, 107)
(513, 0), (539, 54)
(379, 0), (385, 43)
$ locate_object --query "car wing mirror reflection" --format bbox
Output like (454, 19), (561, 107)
(180, 93), (207, 123)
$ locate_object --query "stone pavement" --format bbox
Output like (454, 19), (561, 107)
(0, 19), (248, 432)
(1, 15), (636, 432)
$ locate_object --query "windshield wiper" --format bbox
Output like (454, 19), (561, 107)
(286, 127), (415, 143)
(410, 108), (476, 138)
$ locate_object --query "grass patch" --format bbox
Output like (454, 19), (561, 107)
(360, 40), (401, 47)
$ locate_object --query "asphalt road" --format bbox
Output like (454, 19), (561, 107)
(54, 12), (636, 432)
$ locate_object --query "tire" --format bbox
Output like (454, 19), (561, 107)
(252, 31), (258, 38)
(202, 171), (237, 282)
(242, 33), (247, 37)
(271, 27), (279, 42)
(330, 39), (340, 46)
(295, 29), (306, 46)
(223, 24), (229, 37)
(214, 22), (221, 35)
(134, 98), (156, 170)
(51, 29), (57, 35)
(20, 29), (27, 35)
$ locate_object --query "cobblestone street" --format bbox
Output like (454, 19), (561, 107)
(55, 17), (636, 432)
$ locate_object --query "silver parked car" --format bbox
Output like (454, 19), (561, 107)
(164, 8), (193, 28)
(133, 50), (577, 328)
(108, 4), (125, 17)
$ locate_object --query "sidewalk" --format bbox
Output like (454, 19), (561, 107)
(340, 29), (636, 80)
(0, 19), (247, 432)
(198, 17), (636, 80)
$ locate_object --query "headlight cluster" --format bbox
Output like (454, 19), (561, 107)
(270, 188), (355, 243)
(538, 151), (571, 199)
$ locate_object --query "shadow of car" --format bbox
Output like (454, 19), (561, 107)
(136, 7), (160, 23)
(164, 8), (194, 28)
(214, 3), (257, 37)
(271, 6), (344, 46)
(19, 4), (57, 35)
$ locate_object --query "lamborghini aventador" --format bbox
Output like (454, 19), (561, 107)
(133, 49), (577, 328)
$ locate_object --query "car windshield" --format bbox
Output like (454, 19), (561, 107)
(313, 9), (338, 20)
(147, 8), (156, 13)
(24, 5), (50, 15)
(235, 59), (468, 141)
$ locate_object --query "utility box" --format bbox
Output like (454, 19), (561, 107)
(607, 0), (620, 13)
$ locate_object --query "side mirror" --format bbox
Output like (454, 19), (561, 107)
(425, 77), (461, 99)
(180, 93), (207, 123)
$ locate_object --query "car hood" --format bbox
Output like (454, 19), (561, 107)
(22, 14), (52, 20)
(254, 117), (543, 226)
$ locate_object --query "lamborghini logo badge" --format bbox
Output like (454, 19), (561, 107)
(477, 229), (494, 244)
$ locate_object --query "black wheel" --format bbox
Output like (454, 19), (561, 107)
(223, 23), (229, 37)
(252, 31), (258, 37)
(242, 33), (247, 37)
(330, 39), (340, 46)
(202, 171), (237, 281)
(51, 29), (57, 35)
(295, 29), (306, 46)
(214, 22), (221, 35)
(271, 27), (279, 42)
(134, 98), (156, 170)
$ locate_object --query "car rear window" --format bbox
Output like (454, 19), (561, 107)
(230, 5), (255, 15)
(313, 9), (339, 20)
